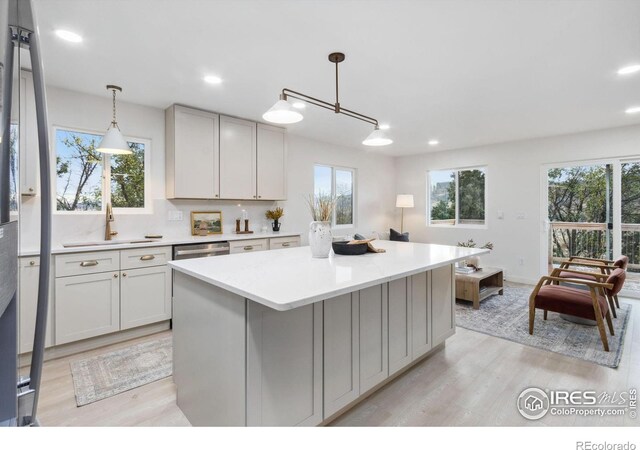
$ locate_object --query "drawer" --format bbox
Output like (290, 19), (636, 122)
(269, 236), (301, 250)
(20, 256), (40, 269)
(120, 246), (171, 270)
(229, 239), (268, 254)
(55, 250), (120, 278)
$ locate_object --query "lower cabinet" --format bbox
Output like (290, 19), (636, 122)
(411, 271), (432, 360)
(388, 277), (412, 375)
(55, 271), (120, 345)
(432, 265), (455, 346)
(323, 293), (359, 418)
(359, 284), (389, 393)
(120, 266), (171, 330)
(246, 302), (323, 426)
(18, 257), (54, 354)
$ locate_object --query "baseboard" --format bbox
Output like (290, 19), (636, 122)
(19, 321), (171, 367)
(502, 274), (538, 286)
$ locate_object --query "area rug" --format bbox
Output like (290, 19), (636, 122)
(70, 337), (172, 406)
(455, 287), (631, 368)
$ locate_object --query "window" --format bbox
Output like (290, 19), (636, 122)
(428, 167), (486, 226)
(314, 164), (356, 227)
(55, 128), (148, 212)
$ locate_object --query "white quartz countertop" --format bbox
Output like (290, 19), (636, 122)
(19, 231), (302, 257)
(169, 240), (489, 311)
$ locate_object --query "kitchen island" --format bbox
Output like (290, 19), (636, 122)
(168, 240), (487, 426)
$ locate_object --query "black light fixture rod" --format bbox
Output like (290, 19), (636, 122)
(281, 88), (378, 127)
(335, 59), (340, 113)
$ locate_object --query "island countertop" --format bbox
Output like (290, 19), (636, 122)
(168, 240), (488, 311)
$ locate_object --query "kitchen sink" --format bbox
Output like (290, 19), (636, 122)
(62, 239), (159, 248)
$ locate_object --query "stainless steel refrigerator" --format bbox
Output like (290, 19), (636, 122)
(0, 0), (51, 427)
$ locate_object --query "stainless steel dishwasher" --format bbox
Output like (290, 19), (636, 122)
(172, 241), (230, 260)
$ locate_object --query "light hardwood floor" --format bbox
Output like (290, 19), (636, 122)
(35, 294), (640, 427)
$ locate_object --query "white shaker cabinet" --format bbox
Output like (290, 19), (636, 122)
(55, 271), (120, 345)
(359, 284), (389, 393)
(120, 266), (171, 330)
(411, 272), (432, 360)
(219, 116), (256, 200)
(166, 105), (220, 199)
(19, 71), (38, 196)
(388, 277), (412, 375)
(18, 257), (54, 354)
(431, 265), (455, 346)
(256, 124), (286, 200)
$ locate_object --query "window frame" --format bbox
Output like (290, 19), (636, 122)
(313, 163), (357, 229)
(52, 125), (152, 215)
(426, 165), (488, 229)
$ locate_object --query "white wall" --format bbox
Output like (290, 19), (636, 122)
(19, 85), (396, 252)
(395, 124), (640, 283)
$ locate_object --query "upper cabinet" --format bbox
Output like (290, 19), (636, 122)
(257, 124), (287, 200)
(219, 116), (256, 200)
(166, 105), (220, 199)
(165, 105), (287, 201)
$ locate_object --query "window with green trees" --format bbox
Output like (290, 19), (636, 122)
(314, 164), (355, 227)
(55, 128), (148, 212)
(428, 168), (486, 226)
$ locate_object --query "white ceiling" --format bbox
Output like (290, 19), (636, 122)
(33, 0), (640, 156)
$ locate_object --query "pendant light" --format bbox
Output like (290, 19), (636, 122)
(263, 52), (392, 147)
(97, 85), (131, 155)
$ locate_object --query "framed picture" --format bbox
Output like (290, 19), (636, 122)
(191, 211), (223, 235)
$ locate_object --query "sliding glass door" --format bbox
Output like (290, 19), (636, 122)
(545, 159), (640, 297)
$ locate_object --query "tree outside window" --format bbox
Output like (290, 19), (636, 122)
(55, 128), (147, 212)
(429, 168), (486, 226)
(313, 164), (355, 227)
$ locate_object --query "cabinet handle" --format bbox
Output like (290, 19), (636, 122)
(122, 273), (127, 277)
(253, 195), (256, 199)
(29, 260), (35, 266)
(243, 246), (254, 251)
(28, 187), (34, 192)
(80, 260), (99, 267)
(258, 195), (262, 199)
(114, 273), (118, 278)
(140, 255), (155, 261)
(282, 242), (290, 247)
(215, 194), (219, 198)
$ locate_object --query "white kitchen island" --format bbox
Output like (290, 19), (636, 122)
(168, 240), (487, 426)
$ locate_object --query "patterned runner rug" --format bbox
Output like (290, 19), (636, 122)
(70, 336), (172, 406)
(456, 287), (631, 368)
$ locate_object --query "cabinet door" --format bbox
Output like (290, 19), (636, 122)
(220, 116), (256, 199)
(411, 272), (432, 360)
(167, 105), (219, 199)
(256, 124), (286, 200)
(432, 265), (455, 346)
(359, 284), (388, 393)
(55, 271), (120, 345)
(18, 257), (54, 354)
(324, 293), (359, 418)
(120, 266), (171, 330)
(247, 302), (323, 426)
(19, 71), (38, 196)
(388, 277), (411, 375)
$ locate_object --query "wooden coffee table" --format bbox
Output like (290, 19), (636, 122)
(455, 267), (504, 309)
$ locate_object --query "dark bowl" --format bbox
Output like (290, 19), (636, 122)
(332, 241), (368, 255)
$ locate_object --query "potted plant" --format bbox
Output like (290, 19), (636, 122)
(265, 207), (284, 232)
(457, 239), (494, 268)
(306, 193), (336, 258)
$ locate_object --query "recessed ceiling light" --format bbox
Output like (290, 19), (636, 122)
(428, 140), (439, 146)
(55, 29), (82, 43)
(625, 106), (640, 114)
(203, 75), (222, 84)
(617, 64), (640, 75)
(379, 124), (390, 130)
(292, 102), (306, 109)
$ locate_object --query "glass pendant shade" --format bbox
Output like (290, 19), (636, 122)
(262, 99), (304, 124)
(362, 127), (393, 146)
(97, 124), (131, 155)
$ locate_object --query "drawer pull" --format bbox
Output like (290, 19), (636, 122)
(114, 273), (118, 278)
(122, 272), (127, 277)
(282, 242), (290, 247)
(29, 260), (36, 266)
(243, 246), (254, 251)
(80, 260), (99, 267)
(140, 255), (155, 261)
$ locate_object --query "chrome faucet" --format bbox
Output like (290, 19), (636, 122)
(105, 202), (118, 240)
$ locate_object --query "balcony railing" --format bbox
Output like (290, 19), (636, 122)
(550, 222), (640, 272)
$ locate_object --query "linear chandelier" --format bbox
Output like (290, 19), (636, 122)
(262, 52), (392, 147)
